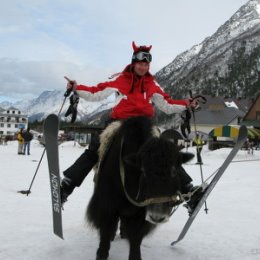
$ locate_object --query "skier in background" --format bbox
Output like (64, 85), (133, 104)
(22, 127), (33, 155)
(194, 133), (204, 164)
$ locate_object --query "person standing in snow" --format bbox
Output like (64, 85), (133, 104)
(194, 133), (204, 164)
(60, 42), (203, 213)
(22, 127), (33, 155)
(17, 128), (24, 155)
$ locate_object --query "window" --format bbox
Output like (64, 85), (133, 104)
(0, 123), (4, 127)
(7, 124), (11, 128)
(12, 111), (15, 114)
(15, 124), (18, 128)
(18, 111), (21, 114)
(7, 110), (9, 113)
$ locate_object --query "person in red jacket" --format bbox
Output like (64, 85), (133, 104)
(61, 42), (201, 212)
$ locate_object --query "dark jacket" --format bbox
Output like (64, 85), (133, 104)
(22, 130), (33, 142)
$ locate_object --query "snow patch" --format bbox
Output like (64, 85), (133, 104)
(256, 3), (260, 16)
(1, 140), (260, 259)
(225, 101), (238, 108)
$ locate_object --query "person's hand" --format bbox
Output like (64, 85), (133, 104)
(189, 98), (199, 108)
(187, 98), (200, 111)
(187, 95), (207, 110)
(64, 76), (77, 91)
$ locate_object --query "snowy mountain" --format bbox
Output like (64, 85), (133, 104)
(0, 90), (115, 123)
(2, 1), (260, 121)
(155, 0), (260, 98)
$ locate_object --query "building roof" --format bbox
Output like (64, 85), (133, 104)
(7, 106), (20, 111)
(0, 106), (21, 112)
(199, 95), (252, 112)
(190, 95), (248, 125)
(224, 97), (252, 113)
(193, 107), (245, 125)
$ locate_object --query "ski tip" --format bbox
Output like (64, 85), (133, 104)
(46, 114), (58, 120)
(54, 228), (64, 240)
(55, 233), (64, 240)
(44, 114), (59, 127)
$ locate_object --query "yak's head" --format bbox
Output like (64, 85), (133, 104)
(124, 137), (194, 224)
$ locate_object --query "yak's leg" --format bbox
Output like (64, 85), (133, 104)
(124, 215), (154, 260)
(96, 217), (118, 260)
(123, 219), (145, 260)
(96, 231), (110, 260)
(128, 236), (142, 260)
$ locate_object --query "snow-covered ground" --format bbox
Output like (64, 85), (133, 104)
(1, 140), (260, 260)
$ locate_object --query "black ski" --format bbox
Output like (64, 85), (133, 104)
(43, 114), (63, 239)
(171, 125), (247, 246)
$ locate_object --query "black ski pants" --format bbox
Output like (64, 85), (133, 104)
(63, 132), (100, 186)
(63, 123), (193, 189)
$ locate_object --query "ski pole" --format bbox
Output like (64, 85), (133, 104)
(18, 88), (71, 195)
(24, 149), (46, 195)
(189, 91), (208, 214)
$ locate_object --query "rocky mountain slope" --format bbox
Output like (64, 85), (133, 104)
(155, 0), (260, 99)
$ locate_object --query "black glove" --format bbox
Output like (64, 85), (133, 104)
(65, 93), (79, 123)
(188, 94), (207, 111)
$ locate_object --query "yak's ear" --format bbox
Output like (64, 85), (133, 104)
(181, 152), (194, 164)
(123, 154), (138, 167)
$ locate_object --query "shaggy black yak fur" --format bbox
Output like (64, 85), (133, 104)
(87, 117), (193, 260)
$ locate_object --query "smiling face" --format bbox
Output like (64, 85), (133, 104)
(133, 61), (150, 76)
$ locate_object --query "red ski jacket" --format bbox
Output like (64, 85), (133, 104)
(76, 65), (188, 120)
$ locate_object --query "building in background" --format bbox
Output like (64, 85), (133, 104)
(0, 107), (28, 136)
(241, 94), (260, 128)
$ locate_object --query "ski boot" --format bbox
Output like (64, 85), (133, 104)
(184, 184), (207, 216)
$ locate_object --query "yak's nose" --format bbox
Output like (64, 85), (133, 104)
(145, 211), (169, 224)
(145, 203), (172, 224)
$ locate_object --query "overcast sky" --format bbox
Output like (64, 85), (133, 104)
(0, 0), (249, 102)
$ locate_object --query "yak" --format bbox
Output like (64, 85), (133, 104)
(87, 117), (193, 260)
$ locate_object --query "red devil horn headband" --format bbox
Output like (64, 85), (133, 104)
(132, 41), (152, 52)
